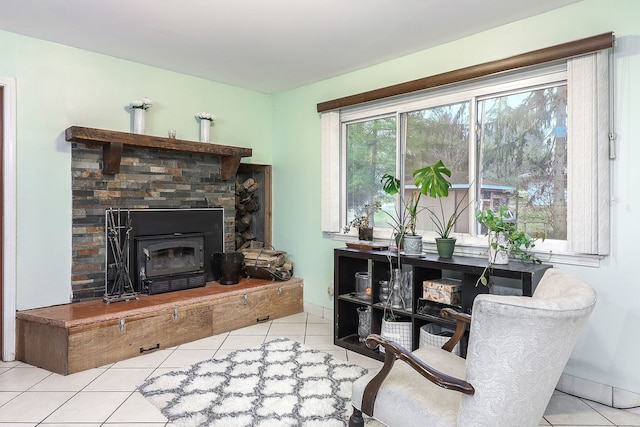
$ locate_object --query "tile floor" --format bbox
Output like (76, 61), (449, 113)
(1, 312), (639, 426)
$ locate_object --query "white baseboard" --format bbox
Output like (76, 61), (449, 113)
(303, 302), (333, 321)
(556, 373), (640, 409)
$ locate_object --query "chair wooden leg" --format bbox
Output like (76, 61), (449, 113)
(349, 406), (365, 427)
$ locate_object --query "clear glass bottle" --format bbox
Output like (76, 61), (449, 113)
(390, 269), (403, 309)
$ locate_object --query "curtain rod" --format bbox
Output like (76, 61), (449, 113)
(317, 32), (614, 113)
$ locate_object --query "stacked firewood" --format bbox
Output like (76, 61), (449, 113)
(235, 177), (260, 249)
(240, 248), (294, 281)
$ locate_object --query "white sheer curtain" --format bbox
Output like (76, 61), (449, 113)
(320, 111), (341, 233)
(567, 50), (611, 255)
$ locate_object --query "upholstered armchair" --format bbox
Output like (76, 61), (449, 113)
(349, 268), (596, 427)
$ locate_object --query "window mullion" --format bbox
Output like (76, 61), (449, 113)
(469, 96), (479, 237)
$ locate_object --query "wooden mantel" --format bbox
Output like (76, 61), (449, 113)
(65, 126), (253, 180)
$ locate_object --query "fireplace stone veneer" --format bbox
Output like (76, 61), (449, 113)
(72, 142), (237, 302)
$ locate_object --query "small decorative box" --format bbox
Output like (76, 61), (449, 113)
(422, 278), (462, 305)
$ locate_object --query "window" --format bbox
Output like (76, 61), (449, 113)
(322, 51), (611, 263)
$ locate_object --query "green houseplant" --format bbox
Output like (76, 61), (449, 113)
(475, 205), (543, 286)
(415, 161), (471, 258)
(343, 201), (381, 241)
(382, 160), (470, 257)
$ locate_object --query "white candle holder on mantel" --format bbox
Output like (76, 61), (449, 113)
(196, 112), (215, 143)
(129, 97), (153, 134)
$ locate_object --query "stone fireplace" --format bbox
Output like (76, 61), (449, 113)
(70, 128), (250, 302)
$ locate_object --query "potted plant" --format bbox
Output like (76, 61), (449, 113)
(380, 171), (425, 255)
(475, 205), (543, 286)
(343, 201), (381, 241)
(414, 161), (471, 258)
(382, 160), (470, 257)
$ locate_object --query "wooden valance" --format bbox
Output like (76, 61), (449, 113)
(317, 32), (614, 113)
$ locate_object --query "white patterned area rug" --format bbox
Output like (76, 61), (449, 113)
(138, 337), (382, 427)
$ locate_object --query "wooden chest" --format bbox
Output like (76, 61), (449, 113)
(16, 278), (303, 375)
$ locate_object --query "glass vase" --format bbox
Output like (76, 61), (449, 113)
(357, 306), (371, 342)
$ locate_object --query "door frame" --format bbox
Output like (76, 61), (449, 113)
(1, 76), (17, 361)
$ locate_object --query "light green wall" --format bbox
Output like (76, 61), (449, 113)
(272, 0), (640, 394)
(0, 30), (273, 310)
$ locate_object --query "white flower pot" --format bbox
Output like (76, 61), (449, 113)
(488, 231), (509, 264)
(132, 108), (145, 134)
(200, 119), (211, 143)
(403, 234), (423, 255)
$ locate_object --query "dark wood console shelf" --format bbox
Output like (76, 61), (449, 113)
(65, 126), (253, 179)
(334, 247), (551, 360)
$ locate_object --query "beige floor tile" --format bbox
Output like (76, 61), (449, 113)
(229, 321), (272, 335)
(111, 348), (173, 368)
(0, 392), (20, 406)
(0, 391), (75, 423)
(305, 322), (333, 336)
(0, 361), (21, 369)
(267, 322), (307, 337)
(43, 391), (131, 423)
(584, 399), (640, 426)
(38, 424), (101, 426)
(265, 335), (305, 344)
(107, 391), (167, 423)
(544, 392), (615, 425)
(30, 368), (106, 392)
(159, 349), (216, 368)
(0, 366), (52, 391)
(307, 313), (331, 324)
(219, 334), (265, 350)
(83, 368), (155, 392)
(178, 333), (228, 350)
(272, 312), (308, 323)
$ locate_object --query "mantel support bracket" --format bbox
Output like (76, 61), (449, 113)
(102, 142), (124, 175)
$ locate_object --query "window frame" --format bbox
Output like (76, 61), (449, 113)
(322, 57), (610, 267)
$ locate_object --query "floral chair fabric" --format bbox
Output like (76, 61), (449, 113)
(349, 268), (597, 427)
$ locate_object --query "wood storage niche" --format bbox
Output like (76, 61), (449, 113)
(236, 164), (272, 249)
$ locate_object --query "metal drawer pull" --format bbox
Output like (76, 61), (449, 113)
(173, 307), (179, 321)
(257, 316), (270, 323)
(119, 318), (125, 332)
(243, 294), (248, 305)
(278, 287), (282, 297)
(140, 343), (160, 353)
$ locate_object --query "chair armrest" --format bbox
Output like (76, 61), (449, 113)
(440, 307), (471, 353)
(359, 334), (474, 416)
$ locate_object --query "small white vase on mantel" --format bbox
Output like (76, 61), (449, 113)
(196, 112), (216, 143)
(132, 108), (146, 134)
(200, 119), (211, 143)
(129, 97), (153, 135)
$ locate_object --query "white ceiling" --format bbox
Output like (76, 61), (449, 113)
(0, 0), (580, 94)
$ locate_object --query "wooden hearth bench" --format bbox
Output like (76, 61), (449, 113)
(16, 277), (303, 375)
